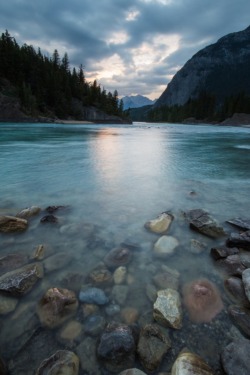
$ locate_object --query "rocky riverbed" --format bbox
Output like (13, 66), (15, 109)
(1, 204), (250, 374)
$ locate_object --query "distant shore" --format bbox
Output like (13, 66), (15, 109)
(54, 120), (94, 125)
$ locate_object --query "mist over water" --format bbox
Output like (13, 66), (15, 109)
(1, 122), (250, 373)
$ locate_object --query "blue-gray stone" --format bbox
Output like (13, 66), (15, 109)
(79, 287), (109, 305)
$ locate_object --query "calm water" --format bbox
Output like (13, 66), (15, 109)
(1, 122), (250, 374)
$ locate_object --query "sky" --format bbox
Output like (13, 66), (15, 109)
(1, 0), (250, 100)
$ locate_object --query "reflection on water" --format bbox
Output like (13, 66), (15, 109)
(1, 122), (250, 374)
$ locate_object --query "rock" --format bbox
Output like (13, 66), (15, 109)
(185, 208), (226, 238)
(190, 239), (207, 254)
(227, 230), (250, 250)
(82, 303), (100, 317)
(87, 264), (113, 286)
(182, 278), (223, 323)
(114, 266), (127, 284)
(111, 285), (129, 305)
(37, 287), (78, 329)
(16, 206), (41, 218)
(216, 254), (246, 276)
(40, 214), (58, 223)
(153, 268), (179, 291)
(79, 286), (109, 305)
(105, 302), (121, 316)
(221, 338), (250, 375)
(43, 252), (73, 273)
(30, 244), (53, 261)
(35, 350), (79, 375)
(0, 253), (28, 273)
(0, 294), (18, 314)
(153, 236), (179, 258)
(57, 320), (84, 347)
(118, 370), (147, 375)
(240, 253), (250, 268)
(84, 315), (106, 336)
(210, 245), (239, 260)
(242, 268), (250, 303)
(0, 263), (44, 296)
(227, 218), (250, 231)
(96, 323), (136, 373)
(0, 357), (7, 375)
(137, 323), (171, 372)
(0, 215), (28, 233)
(121, 307), (139, 324)
(153, 288), (182, 329)
(146, 283), (157, 302)
(46, 205), (68, 213)
(104, 247), (132, 269)
(228, 304), (250, 338)
(76, 337), (101, 375)
(171, 351), (213, 375)
(144, 212), (174, 234)
(225, 277), (250, 307)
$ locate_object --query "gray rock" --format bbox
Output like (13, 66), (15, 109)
(190, 239), (207, 254)
(153, 235), (179, 258)
(16, 206), (41, 218)
(84, 315), (106, 336)
(171, 351), (213, 375)
(216, 254), (246, 276)
(221, 338), (250, 375)
(144, 212), (174, 234)
(0, 253), (28, 273)
(228, 304), (250, 338)
(76, 337), (101, 375)
(111, 285), (129, 305)
(153, 267), (179, 291)
(57, 320), (84, 347)
(227, 218), (250, 231)
(210, 245), (239, 260)
(35, 350), (79, 375)
(104, 247), (132, 269)
(225, 277), (250, 307)
(118, 370), (147, 375)
(0, 215), (28, 233)
(105, 303), (121, 316)
(137, 323), (171, 372)
(43, 252), (73, 273)
(185, 209), (226, 238)
(0, 294), (18, 314)
(227, 230), (250, 250)
(0, 263), (44, 296)
(153, 288), (182, 329)
(242, 268), (250, 303)
(79, 287), (109, 305)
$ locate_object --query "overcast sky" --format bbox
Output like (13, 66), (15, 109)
(1, 0), (250, 99)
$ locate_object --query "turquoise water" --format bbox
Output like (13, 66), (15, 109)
(1, 122), (250, 373)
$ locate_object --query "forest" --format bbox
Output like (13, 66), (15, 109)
(0, 30), (125, 120)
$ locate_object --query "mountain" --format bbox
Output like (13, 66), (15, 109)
(155, 26), (250, 109)
(121, 95), (156, 110)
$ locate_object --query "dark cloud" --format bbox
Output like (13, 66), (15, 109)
(0, 0), (250, 98)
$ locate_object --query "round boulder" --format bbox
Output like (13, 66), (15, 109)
(35, 350), (79, 375)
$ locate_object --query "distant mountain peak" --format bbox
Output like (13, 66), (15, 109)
(121, 95), (156, 110)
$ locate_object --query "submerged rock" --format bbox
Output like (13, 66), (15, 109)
(0, 294), (18, 314)
(225, 276), (250, 307)
(0, 215), (28, 233)
(221, 338), (250, 375)
(216, 254), (246, 276)
(185, 208), (226, 238)
(227, 230), (250, 250)
(228, 304), (250, 338)
(137, 323), (171, 372)
(111, 285), (129, 305)
(84, 315), (106, 336)
(104, 247), (132, 269)
(171, 351), (213, 375)
(57, 320), (84, 347)
(153, 235), (179, 258)
(190, 239), (207, 254)
(97, 323), (136, 373)
(113, 266), (127, 284)
(118, 370), (147, 375)
(40, 214), (58, 223)
(153, 266), (180, 290)
(76, 337), (101, 375)
(0, 263), (44, 297)
(226, 218), (250, 231)
(43, 252), (73, 273)
(153, 288), (182, 329)
(16, 206), (41, 218)
(37, 287), (78, 328)
(210, 245), (239, 260)
(35, 350), (79, 375)
(87, 264), (113, 286)
(46, 205), (68, 213)
(144, 212), (174, 234)
(242, 268), (250, 302)
(0, 253), (28, 273)
(79, 286), (109, 305)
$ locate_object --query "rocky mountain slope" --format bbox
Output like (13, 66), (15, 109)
(155, 26), (250, 108)
(121, 95), (156, 110)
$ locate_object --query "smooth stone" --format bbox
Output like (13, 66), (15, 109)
(35, 350), (79, 375)
(40, 214), (58, 223)
(30, 244), (53, 261)
(118, 370), (147, 375)
(210, 245), (239, 260)
(121, 307), (139, 324)
(225, 276), (250, 307)
(0, 294), (18, 314)
(144, 212), (174, 234)
(216, 254), (246, 276)
(16, 206), (41, 218)
(190, 239), (207, 254)
(153, 288), (182, 329)
(111, 285), (129, 305)
(97, 323), (136, 373)
(37, 287), (78, 329)
(43, 252), (73, 273)
(46, 205), (67, 213)
(221, 338), (250, 375)
(171, 351), (213, 375)
(242, 268), (250, 302)
(105, 303), (121, 316)
(146, 283), (157, 302)
(153, 269), (179, 291)
(0, 253), (28, 273)
(58, 320), (83, 346)
(114, 266), (127, 284)
(0, 215), (28, 233)
(227, 230), (250, 250)
(240, 253), (250, 268)
(82, 303), (100, 317)
(84, 315), (106, 336)
(137, 323), (171, 372)
(79, 287), (109, 305)
(228, 304), (250, 338)
(227, 218), (250, 231)
(0, 263), (44, 296)
(153, 236), (179, 258)
(76, 337), (101, 375)
(104, 247), (132, 269)
(185, 208), (226, 238)
(87, 265), (113, 286)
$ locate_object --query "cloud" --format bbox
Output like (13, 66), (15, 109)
(0, 0), (250, 99)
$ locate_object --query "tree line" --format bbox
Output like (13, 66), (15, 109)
(0, 30), (125, 119)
